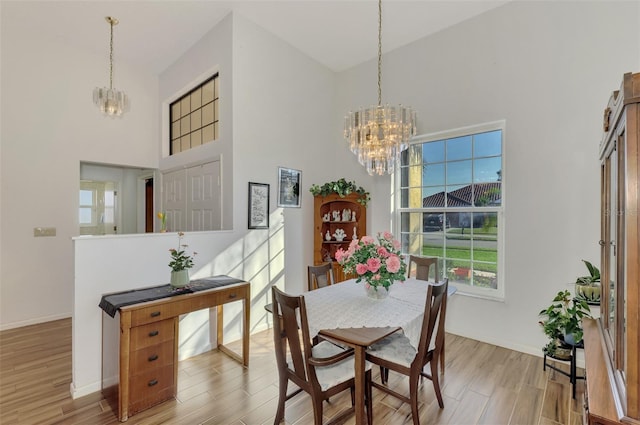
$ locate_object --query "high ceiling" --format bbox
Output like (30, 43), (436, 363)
(2, 1), (509, 74)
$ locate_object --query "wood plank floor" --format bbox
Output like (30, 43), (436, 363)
(0, 318), (584, 425)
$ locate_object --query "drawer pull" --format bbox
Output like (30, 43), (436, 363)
(148, 379), (158, 387)
(148, 330), (159, 337)
(150, 311), (161, 317)
(148, 354), (159, 362)
(228, 293), (237, 299)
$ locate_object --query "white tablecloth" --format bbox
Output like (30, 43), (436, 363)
(303, 278), (455, 350)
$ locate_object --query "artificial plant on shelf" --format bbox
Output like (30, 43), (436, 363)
(309, 178), (370, 206)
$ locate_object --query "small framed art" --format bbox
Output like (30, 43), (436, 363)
(248, 182), (270, 229)
(277, 167), (301, 208)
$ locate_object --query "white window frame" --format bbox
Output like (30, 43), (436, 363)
(394, 120), (506, 301)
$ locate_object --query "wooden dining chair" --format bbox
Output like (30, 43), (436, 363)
(407, 255), (449, 373)
(365, 279), (449, 425)
(407, 255), (439, 281)
(271, 286), (373, 425)
(308, 262), (335, 291)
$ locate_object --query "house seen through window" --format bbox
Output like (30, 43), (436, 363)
(397, 121), (504, 299)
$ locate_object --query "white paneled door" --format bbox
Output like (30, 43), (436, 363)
(162, 168), (186, 232)
(161, 160), (221, 232)
(187, 161), (221, 231)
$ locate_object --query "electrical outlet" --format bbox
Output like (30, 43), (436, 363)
(34, 227), (56, 237)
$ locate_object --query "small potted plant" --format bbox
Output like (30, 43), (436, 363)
(575, 259), (600, 304)
(168, 232), (197, 288)
(539, 290), (591, 359)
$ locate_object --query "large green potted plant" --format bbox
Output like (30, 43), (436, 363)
(575, 259), (600, 304)
(539, 290), (591, 359)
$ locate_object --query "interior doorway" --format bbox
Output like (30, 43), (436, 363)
(145, 178), (154, 233)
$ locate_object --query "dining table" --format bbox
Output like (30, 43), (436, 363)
(303, 277), (457, 425)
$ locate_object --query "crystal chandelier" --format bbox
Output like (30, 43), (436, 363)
(343, 0), (417, 176)
(93, 17), (129, 117)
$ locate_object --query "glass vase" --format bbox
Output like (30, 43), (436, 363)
(365, 284), (390, 300)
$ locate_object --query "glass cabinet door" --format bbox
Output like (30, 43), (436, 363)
(603, 133), (628, 375)
(615, 134), (626, 375)
(607, 145), (617, 346)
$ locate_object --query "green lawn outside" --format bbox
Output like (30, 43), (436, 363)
(422, 245), (497, 273)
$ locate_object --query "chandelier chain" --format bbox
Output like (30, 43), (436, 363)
(343, 0), (416, 175)
(377, 0), (382, 106)
(109, 19), (114, 90)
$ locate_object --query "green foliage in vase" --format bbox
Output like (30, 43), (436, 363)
(168, 232), (197, 272)
(309, 178), (370, 206)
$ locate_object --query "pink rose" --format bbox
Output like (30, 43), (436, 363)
(361, 236), (375, 245)
(377, 246), (389, 257)
(372, 274), (381, 281)
(386, 255), (401, 273)
(367, 258), (381, 273)
(392, 239), (401, 250)
(383, 231), (393, 240)
(356, 263), (369, 275)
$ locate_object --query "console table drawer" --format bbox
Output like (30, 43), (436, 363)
(130, 305), (175, 326)
(130, 340), (175, 375)
(130, 319), (174, 350)
(129, 364), (174, 407)
(129, 365), (176, 415)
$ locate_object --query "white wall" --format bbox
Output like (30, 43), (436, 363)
(158, 14), (234, 231)
(335, 1), (639, 358)
(70, 13), (337, 398)
(231, 14), (336, 294)
(0, 10), (159, 329)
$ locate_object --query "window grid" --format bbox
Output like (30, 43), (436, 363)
(397, 122), (504, 298)
(170, 74), (219, 155)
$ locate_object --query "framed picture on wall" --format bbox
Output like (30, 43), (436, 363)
(248, 182), (270, 229)
(277, 167), (301, 208)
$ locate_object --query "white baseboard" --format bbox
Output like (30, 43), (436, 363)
(446, 326), (585, 369)
(70, 381), (101, 400)
(0, 312), (71, 331)
(178, 343), (213, 361)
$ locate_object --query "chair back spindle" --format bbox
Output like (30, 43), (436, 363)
(407, 255), (438, 281)
(308, 263), (335, 291)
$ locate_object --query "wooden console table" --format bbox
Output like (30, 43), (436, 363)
(99, 277), (250, 422)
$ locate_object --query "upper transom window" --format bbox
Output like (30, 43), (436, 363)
(169, 74), (219, 155)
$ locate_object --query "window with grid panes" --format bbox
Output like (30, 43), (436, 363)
(397, 122), (504, 299)
(170, 74), (219, 155)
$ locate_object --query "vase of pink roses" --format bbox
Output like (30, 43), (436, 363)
(335, 231), (407, 299)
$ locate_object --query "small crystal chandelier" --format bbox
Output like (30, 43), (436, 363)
(344, 0), (417, 176)
(93, 16), (129, 117)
